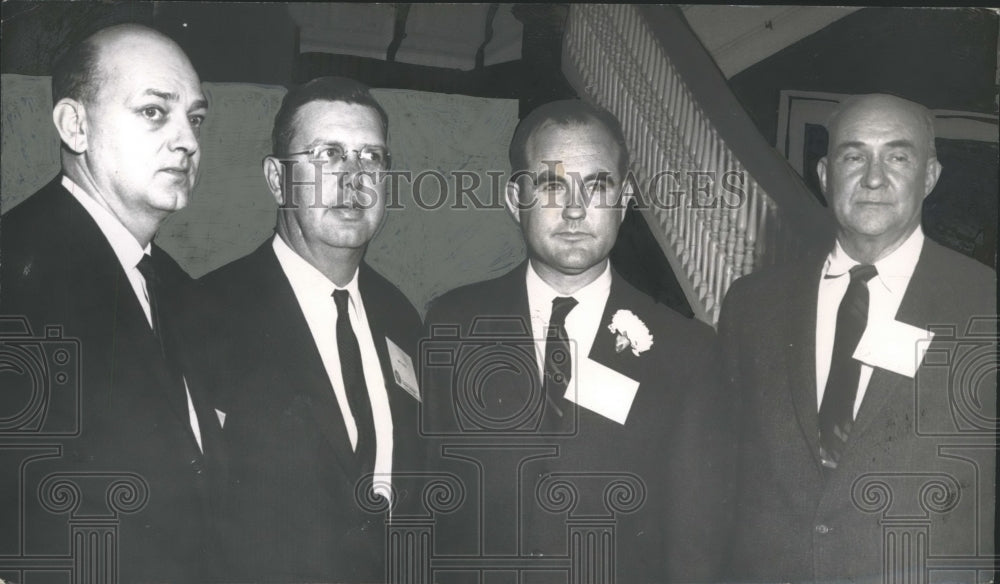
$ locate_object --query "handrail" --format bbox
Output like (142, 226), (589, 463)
(562, 5), (833, 324)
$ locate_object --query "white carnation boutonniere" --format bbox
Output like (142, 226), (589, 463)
(607, 310), (653, 356)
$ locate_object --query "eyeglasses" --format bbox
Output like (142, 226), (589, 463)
(285, 143), (391, 171)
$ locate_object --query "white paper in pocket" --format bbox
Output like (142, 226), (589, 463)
(854, 319), (935, 378)
(563, 358), (640, 425)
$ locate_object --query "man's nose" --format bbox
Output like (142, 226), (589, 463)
(334, 169), (376, 208)
(337, 153), (368, 185)
(861, 157), (886, 190)
(562, 188), (587, 221)
(170, 115), (199, 156)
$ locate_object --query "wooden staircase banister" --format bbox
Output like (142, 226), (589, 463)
(562, 5), (834, 324)
(634, 5), (831, 238)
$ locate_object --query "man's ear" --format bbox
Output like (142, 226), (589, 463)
(52, 98), (88, 154)
(263, 156), (286, 207)
(816, 156), (829, 195)
(923, 157), (942, 198)
(505, 179), (522, 224)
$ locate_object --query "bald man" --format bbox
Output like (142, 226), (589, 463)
(720, 94), (996, 582)
(1, 24), (222, 581)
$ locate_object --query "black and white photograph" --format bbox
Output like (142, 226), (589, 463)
(1, 3), (996, 583)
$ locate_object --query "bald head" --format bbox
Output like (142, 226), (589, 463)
(826, 94), (937, 157)
(52, 24), (194, 107)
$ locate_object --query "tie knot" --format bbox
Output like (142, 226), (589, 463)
(849, 264), (878, 283)
(136, 254), (157, 284)
(549, 296), (578, 326)
(332, 289), (351, 313)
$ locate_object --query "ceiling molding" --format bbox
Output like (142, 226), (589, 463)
(290, 3), (396, 60)
(289, 3), (522, 71)
(291, 4), (858, 77)
(681, 6), (862, 78)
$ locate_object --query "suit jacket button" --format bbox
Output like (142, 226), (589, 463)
(190, 458), (203, 474)
(815, 524), (830, 535)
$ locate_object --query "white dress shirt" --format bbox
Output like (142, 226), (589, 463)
(526, 260), (613, 383)
(63, 175), (203, 452)
(272, 235), (393, 500)
(815, 227), (924, 417)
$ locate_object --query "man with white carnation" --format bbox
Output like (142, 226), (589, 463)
(420, 99), (736, 583)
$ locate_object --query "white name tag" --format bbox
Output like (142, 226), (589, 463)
(386, 337), (421, 401)
(854, 319), (935, 378)
(563, 358), (640, 425)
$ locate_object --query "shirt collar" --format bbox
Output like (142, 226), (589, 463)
(525, 260), (613, 308)
(272, 234), (361, 302)
(823, 227), (924, 293)
(62, 175), (150, 270)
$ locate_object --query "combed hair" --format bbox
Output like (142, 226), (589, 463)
(51, 35), (105, 106)
(51, 24), (183, 107)
(272, 76), (389, 156)
(508, 99), (629, 174)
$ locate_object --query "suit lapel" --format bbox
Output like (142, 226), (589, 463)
(785, 259), (825, 470)
(255, 244), (358, 479)
(476, 263), (537, 374)
(847, 243), (936, 448)
(586, 271), (643, 378)
(506, 264), (542, 405)
(359, 265), (403, 405)
(130, 286), (192, 427)
(572, 274), (651, 432)
(184, 367), (225, 463)
(485, 262), (533, 331)
(56, 186), (194, 433)
(478, 263), (543, 425)
(358, 265), (414, 457)
(142, 247), (197, 429)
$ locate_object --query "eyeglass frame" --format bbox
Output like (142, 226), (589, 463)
(280, 142), (392, 171)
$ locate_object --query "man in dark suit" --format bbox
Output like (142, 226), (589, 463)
(0, 24), (222, 581)
(721, 94), (996, 583)
(421, 100), (735, 583)
(193, 76), (423, 582)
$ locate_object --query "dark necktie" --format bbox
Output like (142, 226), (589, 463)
(542, 296), (578, 421)
(136, 254), (190, 422)
(333, 289), (376, 475)
(818, 264), (878, 470)
(136, 254), (166, 354)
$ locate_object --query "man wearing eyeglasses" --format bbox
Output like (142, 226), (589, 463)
(190, 76), (423, 582)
